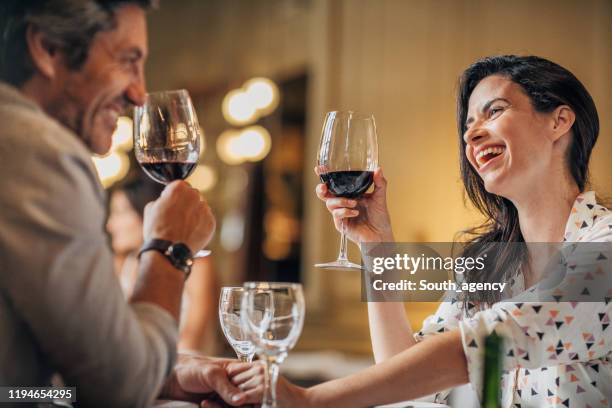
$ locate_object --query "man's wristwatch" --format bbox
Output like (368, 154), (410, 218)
(138, 239), (194, 278)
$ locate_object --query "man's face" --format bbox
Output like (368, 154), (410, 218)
(49, 5), (148, 155)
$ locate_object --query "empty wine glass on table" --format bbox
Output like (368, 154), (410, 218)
(133, 89), (210, 257)
(241, 282), (305, 408)
(218, 287), (255, 362)
(316, 111), (379, 269)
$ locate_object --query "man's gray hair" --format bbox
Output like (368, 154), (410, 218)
(0, 0), (158, 87)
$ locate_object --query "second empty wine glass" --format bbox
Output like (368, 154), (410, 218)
(316, 111), (379, 270)
(241, 282), (305, 408)
(218, 287), (255, 362)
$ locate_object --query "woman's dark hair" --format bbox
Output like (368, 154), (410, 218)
(0, 0), (158, 87)
(456, 55), (599, 311)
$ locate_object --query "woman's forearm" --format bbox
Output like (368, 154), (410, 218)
(368, 302), (416, 362)
(363, 233), (417, 362)
(306, 330), (469, 407)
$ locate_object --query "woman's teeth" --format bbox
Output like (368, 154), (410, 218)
(476, 146), (505, 166)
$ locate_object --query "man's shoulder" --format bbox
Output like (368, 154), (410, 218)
(0, 98), (91, 163)
(0, 92), (105, 212)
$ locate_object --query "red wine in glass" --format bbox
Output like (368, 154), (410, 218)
(141, 161), (198, 184)
(134, 89), (210, 257)
(320, 170), (374, 198)
(315, 111), (378, 270)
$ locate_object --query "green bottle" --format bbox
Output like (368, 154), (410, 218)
(481, 331), (503, 408)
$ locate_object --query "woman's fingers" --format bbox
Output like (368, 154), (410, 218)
(372, 167), (387, 191)
(315, 183), (330, 201)
(325, 197), (357, 212)
(225, 362), (253, 377)
(332, 208), (359, 224)
(237, 374), (264, 391)
(230, 363), (265, 386)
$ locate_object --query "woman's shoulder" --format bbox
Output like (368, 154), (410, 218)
(581, 194), (612, 242)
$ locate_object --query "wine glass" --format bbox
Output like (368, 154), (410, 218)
(241, 282), (305, 408)
(218, 287), (256, 362)
(316, 111), (378, 269)
(133, 89), (210, 257)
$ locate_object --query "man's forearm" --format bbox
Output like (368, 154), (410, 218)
(307, 330), (468, 407)
(131, 251), (185, 321)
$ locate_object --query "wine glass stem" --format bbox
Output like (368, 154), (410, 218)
(262, 358), (280, 408)
(238, 353), (254, 363)
(337, 219), (349, 262)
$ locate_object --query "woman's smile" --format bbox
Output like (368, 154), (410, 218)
(473, 144), (507, 171)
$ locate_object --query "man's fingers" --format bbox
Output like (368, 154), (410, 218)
(240, 385), (265, 404)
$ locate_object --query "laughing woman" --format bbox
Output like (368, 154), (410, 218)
(231, 56), (612, 407)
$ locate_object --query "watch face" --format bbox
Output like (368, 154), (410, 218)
(170, 243), (192, 261)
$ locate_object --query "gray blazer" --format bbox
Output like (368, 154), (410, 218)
(0, 82), (177, 407)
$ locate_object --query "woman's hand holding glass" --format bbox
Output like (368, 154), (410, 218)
(315, 166), (394, 245)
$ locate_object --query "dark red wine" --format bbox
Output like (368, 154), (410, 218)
(141, 161), (197, 184)
(320, 170), (374, 198)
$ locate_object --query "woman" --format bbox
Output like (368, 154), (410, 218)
(230, 55), (612, 407)
(107, 176), (219, 352)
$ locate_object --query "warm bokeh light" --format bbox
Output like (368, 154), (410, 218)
(222, 89), (257, 125)
(198, 127), (206, 158)
(236, 126), (272, 162)
(216, 129), (244, 165)
(216, 126), (272, 165)
(244, 77), (279, 115)
(221, 78), (280, 126)
(220, 211), (245, 252)
(92, 151), (129, 188)
(111, 116), (133, 151)
(187, 164), (217, 192)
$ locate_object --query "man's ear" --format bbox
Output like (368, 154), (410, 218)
(549, 105), (575, 142)
(25, 25), (61, 79)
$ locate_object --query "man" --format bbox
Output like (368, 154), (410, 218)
(0, 1), (259, 406)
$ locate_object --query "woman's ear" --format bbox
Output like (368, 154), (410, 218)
(550, 105), (576, 142)
(25, 25), (60, 79)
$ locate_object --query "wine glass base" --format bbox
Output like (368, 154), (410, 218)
(194, 249), (211, 258)
(314, 260), (362, 270)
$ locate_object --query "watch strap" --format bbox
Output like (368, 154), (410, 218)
(138, 238), (193, 278)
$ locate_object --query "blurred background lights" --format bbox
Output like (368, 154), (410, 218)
(244, 77), (279, 115)
(221, 77), (280, 126)
(216, 126), (272, 165)
(92, 151), (129, 188)
(222, 89), (257, 125)
(236, 126), (271, 162)
(220, 211), (245, 252)
(111, 116), (134, 151)
(187, 164), (217, 192)
(216, 129), (244, 165)
(92, 116), (132, 188)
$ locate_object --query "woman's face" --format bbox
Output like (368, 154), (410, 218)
(106, 190), (144, 255)
(463, 75), (559, 200)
